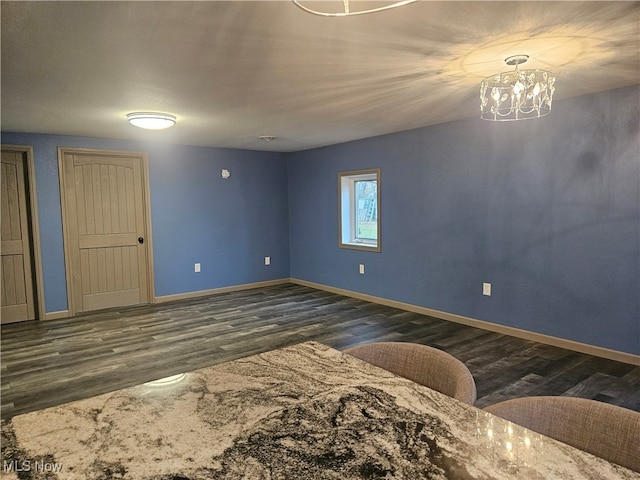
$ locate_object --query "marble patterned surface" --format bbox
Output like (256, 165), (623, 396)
(1, 341), (638, 479)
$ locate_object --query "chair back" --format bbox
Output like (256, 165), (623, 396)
(484, 396), (640, 472)
(344, 341), (476, 405)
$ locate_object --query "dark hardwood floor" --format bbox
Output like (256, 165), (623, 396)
(2, 283), (639, 419)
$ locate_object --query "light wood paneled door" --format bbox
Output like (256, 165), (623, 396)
(59, 148), (153, 314)
(1, 151), (36, 323)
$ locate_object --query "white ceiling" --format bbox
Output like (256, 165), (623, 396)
(2, 1), (639, 152)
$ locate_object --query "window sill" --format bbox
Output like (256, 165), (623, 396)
(339, 242), (380, 252)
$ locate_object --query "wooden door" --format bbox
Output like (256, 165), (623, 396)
(1, 151), (36, 323)
(59, 148), (153, 314)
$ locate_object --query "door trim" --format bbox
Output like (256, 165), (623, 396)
(58, 147), (156, 316)
(1, 144), (45, 321)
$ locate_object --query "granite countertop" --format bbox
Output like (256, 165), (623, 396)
(1, 341), (637, 479)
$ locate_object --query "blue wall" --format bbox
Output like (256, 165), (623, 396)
(0, 133), (290, 312)
(287, 86), (640, 355)
(2, 86), (638, 355)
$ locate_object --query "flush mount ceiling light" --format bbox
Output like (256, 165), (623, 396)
(127, 112), (176, 130)
(480, 55), (555, 121)
(259, 135), (276, 142)
(292, 0), (417, 17)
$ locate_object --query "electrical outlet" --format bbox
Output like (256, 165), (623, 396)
(265, 256), (271, 266)
(359, 264), (365, 275)
(483, 282), (491, 296)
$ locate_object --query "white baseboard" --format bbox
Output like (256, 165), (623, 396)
(154, 278), (291, 303)
(44, 310), (70, 321)
(291, 278), (640, 366)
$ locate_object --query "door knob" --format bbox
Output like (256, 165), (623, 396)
(138, 237), (144, 244)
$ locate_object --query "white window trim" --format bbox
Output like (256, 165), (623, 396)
(338, 168), (381, 252)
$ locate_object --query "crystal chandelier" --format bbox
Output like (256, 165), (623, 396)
(292, 0), (417, 17)
(480, 55), (555, 121)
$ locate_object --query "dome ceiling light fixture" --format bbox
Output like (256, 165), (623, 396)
(127, 112), (176, 130)
(292, 0), (417, 17)
(480, 55), (555, 121)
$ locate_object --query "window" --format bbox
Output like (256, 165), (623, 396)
(339, 168), (380, 251)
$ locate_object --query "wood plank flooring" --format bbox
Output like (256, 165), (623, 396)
(2, 283), (639, 419)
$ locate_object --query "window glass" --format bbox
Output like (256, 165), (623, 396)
(354, 180), (378, 242)
(338, 169), (380, 252)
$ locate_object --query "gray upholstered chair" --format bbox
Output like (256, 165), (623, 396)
(484, 396), (640, 472)
(344, 341), (477, 405)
